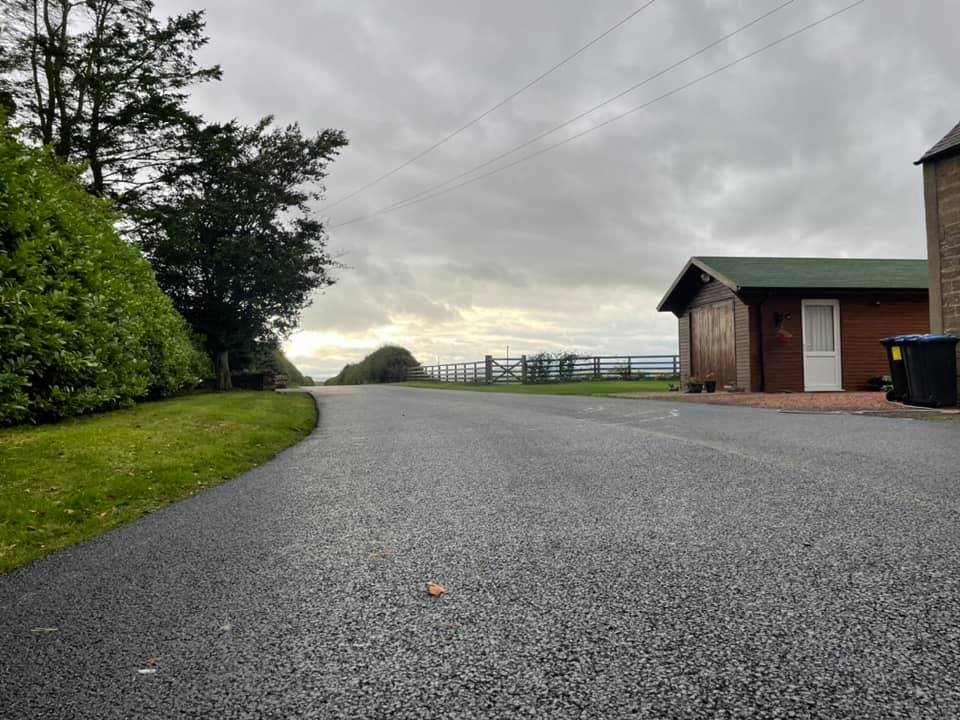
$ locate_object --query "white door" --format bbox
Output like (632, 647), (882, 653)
(802, 299), (842, 391)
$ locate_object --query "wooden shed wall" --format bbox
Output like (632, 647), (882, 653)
(690, 301), (736, 386)
(759, 297), (804, 392)
(748, 305), (764, 392)
(678, 314), (691, 383)
(756, 291), (929, 392)
(677, 279), (754, 390)
(734, 300), (752, 390)
(838, 293), (929, 390)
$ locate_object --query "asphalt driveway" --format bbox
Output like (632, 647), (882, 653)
(2, 386), (959, 719)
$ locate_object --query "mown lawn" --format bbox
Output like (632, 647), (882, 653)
(401, 379), (674, 395)
(0, 391), (316, 574)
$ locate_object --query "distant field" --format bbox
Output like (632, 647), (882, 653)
(400, 379), (674, 395)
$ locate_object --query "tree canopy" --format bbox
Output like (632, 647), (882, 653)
(138, 118), (348, 389)
(1, 1), (349, 397)
(0, 0), (220, 206)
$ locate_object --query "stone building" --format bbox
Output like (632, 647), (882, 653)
(917, 121), (960, 397)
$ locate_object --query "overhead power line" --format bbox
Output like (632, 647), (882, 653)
(340, 0), (798, 225)
(322, 0), (659, 211)
(329, 0), (867, 231)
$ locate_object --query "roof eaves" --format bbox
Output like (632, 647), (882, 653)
(915, 120), (960, 165)
(655, 257), (741, 313)
(655, 258), (695, 312)
(689, 257), (742, 292)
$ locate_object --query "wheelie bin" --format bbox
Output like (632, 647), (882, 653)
(899, 334), (959, 407)
(880, 336), (910, 402)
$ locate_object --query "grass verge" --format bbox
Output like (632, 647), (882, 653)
(0, 390), (316, 574)
(400, 380), (673, 395)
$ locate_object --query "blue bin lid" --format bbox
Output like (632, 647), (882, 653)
(896, 334), (958, 344)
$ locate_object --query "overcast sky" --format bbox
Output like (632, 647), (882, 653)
(157, 0), (960, 379)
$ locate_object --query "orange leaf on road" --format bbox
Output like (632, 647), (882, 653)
(426, 582), (446, 596)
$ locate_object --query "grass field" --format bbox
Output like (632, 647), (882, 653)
(401, 379), (674, 395)
(0, 391), (316, 574)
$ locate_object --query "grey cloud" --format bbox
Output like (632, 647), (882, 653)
(155, 0), (960, 374)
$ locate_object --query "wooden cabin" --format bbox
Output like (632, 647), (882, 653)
(657, 257), (929, 392)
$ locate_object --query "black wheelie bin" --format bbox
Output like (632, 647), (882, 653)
(880, 336), (910, 402)
(899, 334), (959, 407)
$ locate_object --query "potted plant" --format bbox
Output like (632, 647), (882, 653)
(704, 372), (717, 393)
(686, 375), (703, 393)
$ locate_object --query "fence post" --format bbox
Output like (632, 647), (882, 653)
(521, 355), (528, 384)
(594, 356), (600, 379)
(673, 355), (678, 376)
(627, 357), (632, 379)
(485, 355), (493, 384)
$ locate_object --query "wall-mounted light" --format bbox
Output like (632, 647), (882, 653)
(700, 272), (712, 283)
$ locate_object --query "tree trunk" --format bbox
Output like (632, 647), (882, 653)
(215, 350), (232, 391)
(90, 150), (104, 196)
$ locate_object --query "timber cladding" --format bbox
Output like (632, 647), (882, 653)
(678, 278), (746, 388)
(838, 294), (929, 390)
(687, 278), (735, 308)
(757, 293), (928, 392)
(759, 297), (803, 392)
(734, 298), (752, 390)
(690, 301), (736, 386)
(747, 304), (763, 392)
(678, 315), (691, 383)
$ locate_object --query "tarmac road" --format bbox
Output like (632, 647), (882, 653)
(2, 386), (959, 719)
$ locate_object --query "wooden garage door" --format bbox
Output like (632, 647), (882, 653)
(690, 300), (736, 386)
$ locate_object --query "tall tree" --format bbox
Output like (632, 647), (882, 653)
(0, 0), (219, 206)
(137, 118), (348, 390)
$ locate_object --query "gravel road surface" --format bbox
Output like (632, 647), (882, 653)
(2, 386), (959, 719)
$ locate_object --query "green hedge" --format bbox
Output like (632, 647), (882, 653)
(325, 346), (418, 385)
(0, 126), (207, 424)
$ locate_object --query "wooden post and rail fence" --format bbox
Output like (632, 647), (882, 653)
(406, 354), (680, 385)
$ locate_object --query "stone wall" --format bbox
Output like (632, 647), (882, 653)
(923, 153), (960, 399)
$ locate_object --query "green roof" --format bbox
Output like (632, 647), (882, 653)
(694, 256), (928, 290)
(657, 256), (929, 313)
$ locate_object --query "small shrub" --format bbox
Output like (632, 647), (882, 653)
(557, 353), (578, 382)
(527, 352), (580, 383)
(526, 353), (552, 383)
